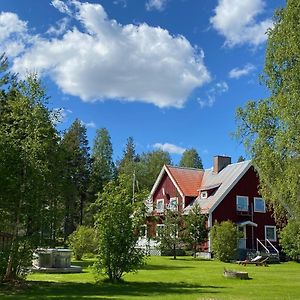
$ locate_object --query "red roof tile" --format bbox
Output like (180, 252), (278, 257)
(166, 165), (204, 197)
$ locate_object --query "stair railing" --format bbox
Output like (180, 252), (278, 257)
(266, 239), (279, 254)
(256, 238), (270, 253)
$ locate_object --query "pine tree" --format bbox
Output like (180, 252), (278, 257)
(90, 128), (115, 195)
(117, 137), (138, 178)
(62, 119), (90, 237)
(179, 148), (203, 169)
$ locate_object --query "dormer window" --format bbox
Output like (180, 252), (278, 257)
(200, 191), (208, 199)
(156, 199), (164, 212)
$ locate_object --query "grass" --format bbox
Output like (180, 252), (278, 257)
(1, 257), (300, 299)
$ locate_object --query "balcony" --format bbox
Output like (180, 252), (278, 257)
(236, 209), (252, 216)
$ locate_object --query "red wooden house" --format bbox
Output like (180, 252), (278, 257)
(144, 155), (279, 258)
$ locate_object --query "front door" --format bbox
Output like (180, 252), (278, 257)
(238, 226), (247, 249)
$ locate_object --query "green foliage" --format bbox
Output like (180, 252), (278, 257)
(67, 226), (97, 260)
(94, 176), (146, 282)
(235, 1), (300, 223)
(280, 219), (300, 261)
(156, 210), (183, 259)
(183, 204), (208, 257)
(62, 119), (91, 235)
(179, 148), (203, 169)
(0, 66), (65, 281)
(136, 150), (171, 190)
(210, 221), (240, 262)
(0, 238), (33, 283)
(237, 156), (245, 163)
(117, 137), (138, 179)
(90, 128), (115, 195)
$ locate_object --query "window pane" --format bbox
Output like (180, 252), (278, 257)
(255, 198), (265, 212)
(169, 198), (177, 210)
(266, 227), (275, 240)
(157, 200), (163, 211)
(237, 196), (248, 211)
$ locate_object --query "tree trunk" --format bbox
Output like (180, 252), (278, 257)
(173, 243), (176, 260)
(3, 211), (20, 282)
(4, 166), (25, 282)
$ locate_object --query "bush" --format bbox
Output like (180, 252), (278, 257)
(67, 226), (97, 260)
(0, 238), (33, 283)
(210, 221), (240, 262)
(280, 219), (300, 261)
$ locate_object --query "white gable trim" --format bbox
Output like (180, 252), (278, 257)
(164, 166), (185, 199)
(149, 165), (185, 200)
(149, 166), (166, 199)
(208, 161), (252, 214)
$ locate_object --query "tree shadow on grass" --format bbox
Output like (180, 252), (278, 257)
(141, 264), (195, 271)
(72, 260), (95, 269)
(0, 280), (225, 300)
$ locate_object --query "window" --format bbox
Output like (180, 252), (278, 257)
(236, 196), (249, 211)
(156, 199), (164, 212)
(168, 197), (178, 210)
(200, 191), (208, 199)
(254, 197), (266, 213)
(156, 224), (165, 237)
(265, 225), (276, 241)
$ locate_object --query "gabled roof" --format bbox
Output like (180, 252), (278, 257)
(150, 165), (204, 198)
(166, 165), (204, 197)
(184, 160), (252, 214)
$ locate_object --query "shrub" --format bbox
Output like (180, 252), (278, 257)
(210, 221), (240, 262)
(280, 219), (300, 261)
(67, 226), (97, 260)
(0, 237), (33, 283)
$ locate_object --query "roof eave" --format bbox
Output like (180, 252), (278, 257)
(208, 161), (253, 214)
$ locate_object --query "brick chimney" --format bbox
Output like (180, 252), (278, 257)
(213, 155), (231, 173)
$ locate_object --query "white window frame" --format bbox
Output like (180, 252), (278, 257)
(156, 199), (164, 212)
(200, 191), (208, 199)
(265, 225), (277, 242)
(156, 224), (165, 237)
(168, 197), (178, 211)
(236, 196), (249, 212)
(254, 197), (266, 213)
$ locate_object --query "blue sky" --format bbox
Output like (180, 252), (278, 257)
(0, 0), (285, 168)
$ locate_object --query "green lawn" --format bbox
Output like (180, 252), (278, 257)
(1, 257), (300, 300)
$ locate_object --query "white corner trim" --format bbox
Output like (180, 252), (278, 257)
(208, 161), (252, 214)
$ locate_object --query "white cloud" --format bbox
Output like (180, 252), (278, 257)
(81, 120), (96, 128)
(0, 12), (28, 57)
(47, 17), (70, 36)
(153, 143), (186, 155)
(210, 0), (273, 47)
(229, 63), (255, 79)
(113, 0), (127, 8)
(51, 0), (72, 15)
(146, 0), (169, 12)
(4, 1), (210, 109)
(198, 81), (228, 108)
